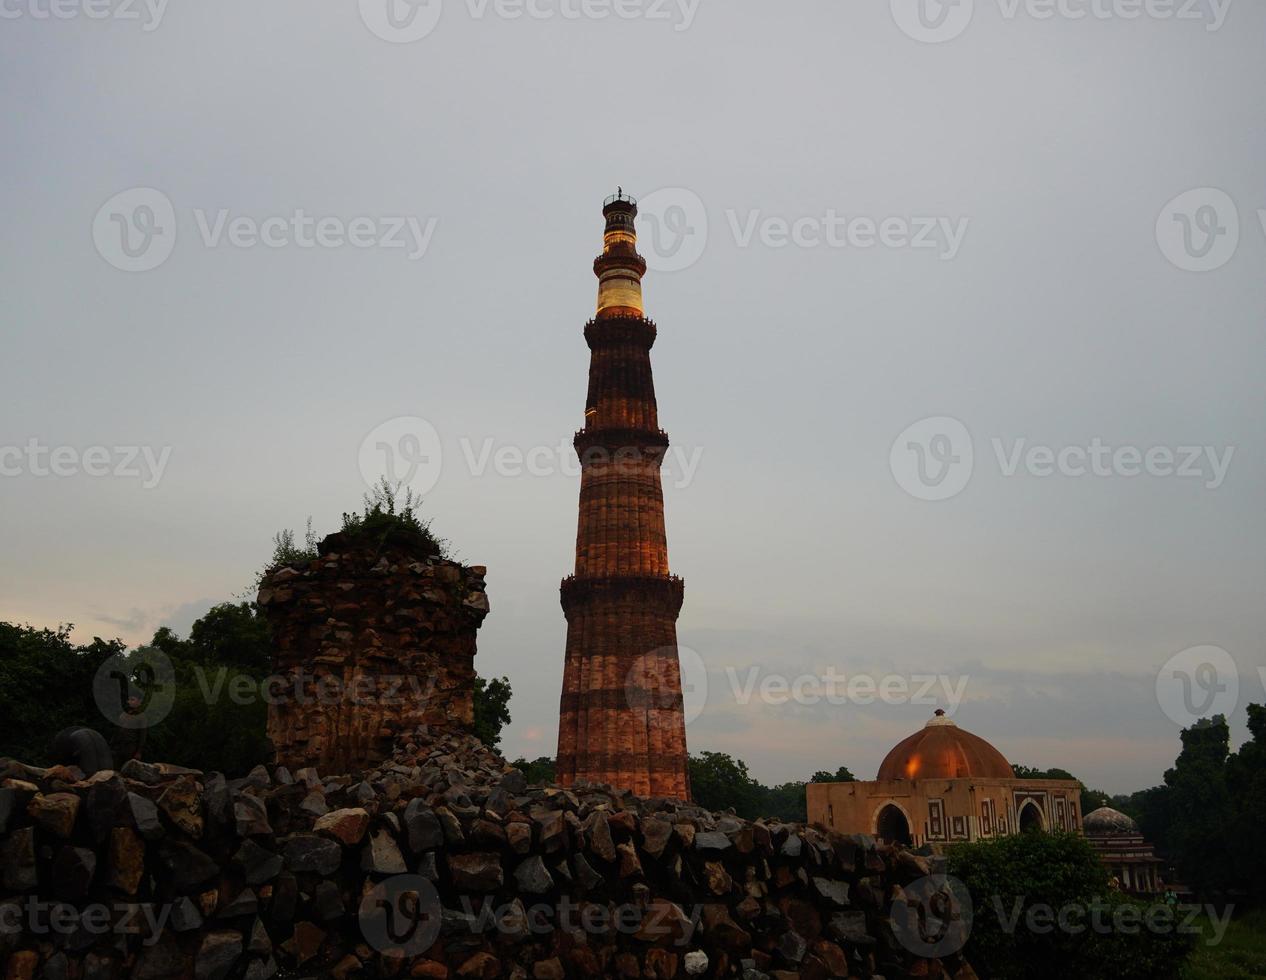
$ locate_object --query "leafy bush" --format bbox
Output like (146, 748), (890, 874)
(688, 752), (856, 821)
(512, 756), (557, 784)
(142, 667), (270, 775)
(0, 623), (122, 765)
(473, 675), (512, 749)
(948, 831), (1195, 979)
(337, 478), (448, 561)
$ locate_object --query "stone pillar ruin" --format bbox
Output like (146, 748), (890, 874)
(257, 530), (489, 773)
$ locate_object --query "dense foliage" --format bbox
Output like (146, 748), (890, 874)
(688, 751), (855, 821)
(0, 623), (123, 765)
(511, 756), (557, 784)
(473, 675), (512, 749)
(1111, 710), (1266, 900)
(948, 830), (1195, 980)
(0, 600), (512, 777)
(335, 478), (448, 561)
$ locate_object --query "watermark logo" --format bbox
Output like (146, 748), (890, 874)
(189, 667), (442, 710)
(624, 645), (709, 726)
(0, 440), (172, 488)
(890, 416), (975, 501)
(0, 897), (180, 945)
(358, 0), (699, 42)
(893, 0), (1230, 40)
(359, 418), (706, 494)
(358, 0), (444, 42)
(0, 0), (169, 31)
(891, 874), (974, 957)
(92, 647), (176, 730)
(726, 211), (970, 260)
(638, 187), (708, 273)
(1156, 187), (1240, 272)
(358, 875), (442, 956)
(92, 188), (177, 273)
(891, 0), (975, 43)
(892, 420), (1234, 500)
(1156, 644), (1238, 727)
(990, 896), (1232, 945)
(633, 190), (971, 269)
(360, 417), (444, 497)
(92, 188), (438, 271)
(726, 668), (969, 711)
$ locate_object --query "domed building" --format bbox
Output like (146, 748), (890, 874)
(1083, 806), (1165, 895)
(806, 710), (1083, 846)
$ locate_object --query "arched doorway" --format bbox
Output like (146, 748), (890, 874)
(876, 804), (912, 846)
(1018, 801), (1044, 833)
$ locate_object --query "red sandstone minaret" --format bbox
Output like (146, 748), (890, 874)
(555, 191), (691, 800)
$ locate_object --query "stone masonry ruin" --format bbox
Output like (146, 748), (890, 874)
(257, 530), (490, 774)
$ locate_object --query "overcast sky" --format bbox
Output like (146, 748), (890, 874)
(2, 0), (1263, 794)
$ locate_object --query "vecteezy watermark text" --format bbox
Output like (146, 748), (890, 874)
(623, 189), (972, 273)
(0, 897), (176, 945)
(92, 188), (437, 272)
(357, 0), (701, 43)
(890, 0), (1231, 44)
(359, 416), (706, 498)
(891, 417), (1234, 501)
(726, 211), (970, 261)
(724, 668), (970, 711)
(0, 440), (171, 489)
(0, 0), (168, 30)
(991, 896), (1232, 945)
(190, 667), (442, 709)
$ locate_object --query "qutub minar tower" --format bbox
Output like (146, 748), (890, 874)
(555, 191), (692, 800)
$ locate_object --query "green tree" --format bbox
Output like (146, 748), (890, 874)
(0, 623), (123, 765)
(140, 605), (273, 774)
(1163, 715), (1235, 898)
(1080, 787), (1112, 813)
(473, 675), (512, 748)
(810, 766), (856, 783)
(512, 756), (556, 784)
(689, 751), (766, 817)
(1225, 704), (1266, 894)
(762, 780), (809, 822)
(948, 831), (1193, 979)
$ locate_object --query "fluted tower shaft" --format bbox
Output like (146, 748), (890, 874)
(556, 192), (691, 800)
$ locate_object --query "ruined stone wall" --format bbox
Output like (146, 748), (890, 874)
(257, 532), (489, 775)
(0, 730), (976, 980)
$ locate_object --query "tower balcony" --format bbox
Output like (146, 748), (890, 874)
(584, 315), (657, 349)
(560, 573), (685, 618)
(573, 427), (670, 464)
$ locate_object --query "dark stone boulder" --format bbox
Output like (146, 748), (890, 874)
(283, 834), (341, 875)
(233, 839), (283, 885)
(196, 930), (243, 980)
(52, 845), (97, 899)
(157, 840), (219, 892)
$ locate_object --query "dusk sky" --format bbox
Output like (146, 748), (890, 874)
(3, 0), (1263, 795)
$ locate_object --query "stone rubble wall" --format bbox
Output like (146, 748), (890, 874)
(257, 535), (490, 774)
(0, 729), (977, 980)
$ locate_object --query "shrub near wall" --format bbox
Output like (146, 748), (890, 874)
(947, 831), (1195, 979)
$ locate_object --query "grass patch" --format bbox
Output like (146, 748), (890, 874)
(1181, 907), (1266, 980)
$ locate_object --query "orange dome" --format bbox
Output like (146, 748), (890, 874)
(877, 711), (1015, 781)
